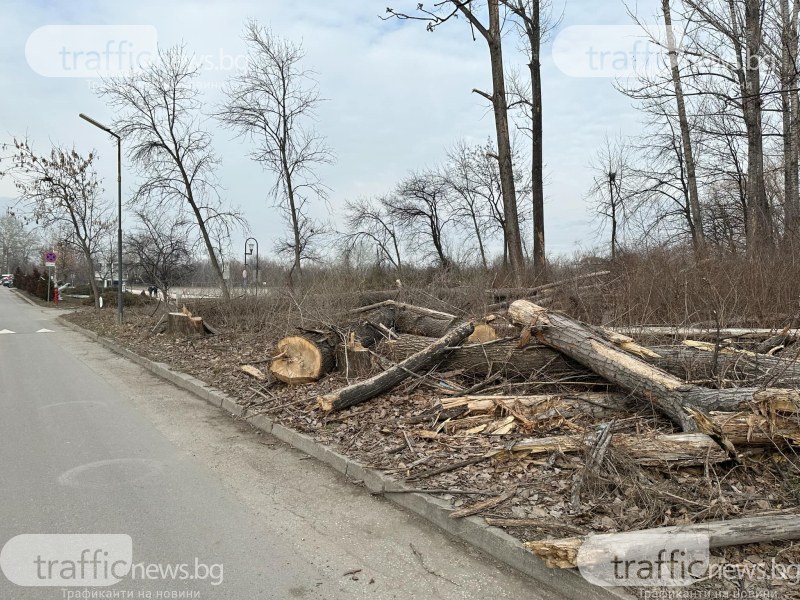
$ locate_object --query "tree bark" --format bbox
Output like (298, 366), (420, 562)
(743, 0), (772, 249)
(167, 312), (205, 336)
(508, 300), (798, 433)
(781, 0), (800, 239)
(381, 331), (800, 392)
(394, 303), (465, 337)
(318, 322), (474, 411)
(378, 334), (591, 381)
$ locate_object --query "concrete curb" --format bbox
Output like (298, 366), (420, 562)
(11, 288), (45, 308)
(58, 315), (633, 600)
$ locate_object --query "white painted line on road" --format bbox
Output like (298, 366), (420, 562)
(0, 329), (14, 334)
(36, 328), (54, 333)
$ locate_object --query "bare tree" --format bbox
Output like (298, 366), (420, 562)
(218, 21), (333, 286)
(385, 1), (527, 283)
(97, 46), (240, 300)
(0, 209), (38, 273)
(341, 196), (403, 273)
(443, 140), (492, 269)
(503, 0), (558, 275)
(1, 140), (111, 306)
(126, 210), (196, 301)
(588, 136), (633, 260)
(680, 0), (773, 250)
(767, 0), (800, 238)
(662, 0), (706, 250)
(388, 171), (454, 268)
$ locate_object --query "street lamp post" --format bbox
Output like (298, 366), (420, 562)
(244, 237), (259, 293)
(80, 113), (123, 324)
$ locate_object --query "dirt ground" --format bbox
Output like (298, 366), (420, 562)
(63, 299), (800, 600)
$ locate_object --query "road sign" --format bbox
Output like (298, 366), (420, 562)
(45, 251), (57, 267)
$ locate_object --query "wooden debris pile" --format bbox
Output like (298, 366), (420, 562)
(234, 274), (800, 578)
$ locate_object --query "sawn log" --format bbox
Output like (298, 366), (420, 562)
(317, 321), (475, 411)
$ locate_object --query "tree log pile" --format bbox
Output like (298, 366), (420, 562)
(256, 289), (800, 571)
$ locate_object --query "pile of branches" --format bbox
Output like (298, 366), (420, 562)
(236, 272), (800, 573)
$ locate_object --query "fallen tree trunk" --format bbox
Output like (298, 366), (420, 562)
(318, 321), (475, 411)
(383, 334), (800, 393)
(394, 302), (465, 337)
(378, 335), (594, 382)
(508, 301), (800, 434)
(612, 326), (799, 341)
(650, 344), (800, 386)
(270, 333), (337, 384)
(500, 432), (728, 466)
(526, 513), (800, 569)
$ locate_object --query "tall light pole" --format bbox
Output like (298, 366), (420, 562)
(80, 113), (123, 324)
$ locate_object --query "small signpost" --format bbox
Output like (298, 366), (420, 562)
(44, 251), (57, 302)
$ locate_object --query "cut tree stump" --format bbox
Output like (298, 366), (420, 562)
(526, 513), (800, 569)
(270, 333), (336, 384)
(336, 342), (374, 379)
(318, 321), (475, 412)
(167, 312), (205, 336)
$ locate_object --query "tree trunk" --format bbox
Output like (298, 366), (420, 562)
(527, 513), (800, 569)
(528, 1), (546, 276)
(394, 303), (465, 337)
(663, 0), (705, 252)
(379, 334), (592, 380)
(504, 432), (727, 466)
(318, 322), (474, 411)
(781, 0), (800, 239)
(270, 333), (337, 384)
(508, 300), (799, 433)
(381, 330), (800, 391)
(184, 190), (229, 300)
(483, 0), (526, 285)
(743, 0), (772, 250)
(167, 312), (205, 336)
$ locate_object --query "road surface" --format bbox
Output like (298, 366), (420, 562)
(0, 288), (552, 599)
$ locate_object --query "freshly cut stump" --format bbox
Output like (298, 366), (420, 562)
(270, 335), (336, 384)
(167, 312), (205, 336)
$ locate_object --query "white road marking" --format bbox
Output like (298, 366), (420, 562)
(36, 328), (54, 333)
(0, 329), (15, 334)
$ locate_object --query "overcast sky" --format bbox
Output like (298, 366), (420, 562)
(1, 0), (664, 263)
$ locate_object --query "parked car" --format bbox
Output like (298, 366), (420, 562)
(1, 274), (13, 287)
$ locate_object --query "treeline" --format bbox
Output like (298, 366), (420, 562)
(591, 0), (800, 255)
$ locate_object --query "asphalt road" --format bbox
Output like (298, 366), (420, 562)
(0, 288), (551, 600)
